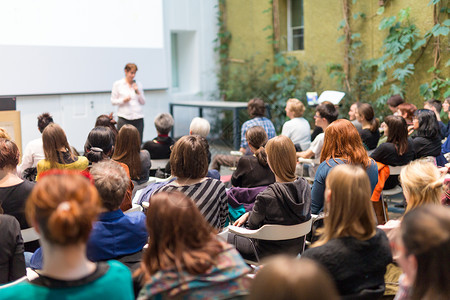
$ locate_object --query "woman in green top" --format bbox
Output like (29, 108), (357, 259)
(0, 171), (134, 299)
(36, 123), (88, 180)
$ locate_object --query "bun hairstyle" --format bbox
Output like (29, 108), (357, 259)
(84, 127), (114, 163)
(358, 103), (380, 132)
(95, 114), (118, 140)
(37, 112), (54, 133)
(246, 126), (269, 167)
(25, 171), (100, 245)
(400, 160), (443, 212)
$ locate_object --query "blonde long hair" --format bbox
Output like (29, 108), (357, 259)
(400, 160), (443, 212)
(314, 164), (375, 247)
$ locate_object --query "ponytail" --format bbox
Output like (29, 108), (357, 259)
(255, 146), (268, 167)
(370, 118), (380, 132)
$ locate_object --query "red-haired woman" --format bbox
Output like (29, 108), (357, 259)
(136, 191), (250, 299)
(0, 171), (133, 299)
(311, 119), (378, 214)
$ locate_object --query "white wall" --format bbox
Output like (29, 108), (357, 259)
(15, 0), (218, 153)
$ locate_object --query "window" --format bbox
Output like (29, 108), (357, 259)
(287, 0), (304, 51)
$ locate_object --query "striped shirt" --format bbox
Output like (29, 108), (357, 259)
(154, 178), (228, 229)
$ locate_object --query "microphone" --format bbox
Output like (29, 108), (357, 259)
(132, 80), (139, 93)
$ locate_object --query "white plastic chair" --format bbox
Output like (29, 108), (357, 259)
(21, 227), (40, 243)
(150, 159), (170, 171)
(228, 218), (313, 265)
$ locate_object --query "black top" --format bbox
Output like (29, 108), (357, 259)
(0, 215), (26, 284)
(231, 156), (275, 188)
(248, 178), (311, 258)
(302, 228), (392, 296)
(358, 128), (380, 150)
(0, 180), (35, 229)
(142, 136), (175, 160)
(411, 135), (441, 158)
(370, 138), (415, 166)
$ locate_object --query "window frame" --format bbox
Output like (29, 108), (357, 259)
(287, 0), (304, 51)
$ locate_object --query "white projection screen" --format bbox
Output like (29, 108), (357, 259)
(0, 0), (167, 96)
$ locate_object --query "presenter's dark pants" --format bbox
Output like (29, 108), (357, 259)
(118, 117), (144, 144)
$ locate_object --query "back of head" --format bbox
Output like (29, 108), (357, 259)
(415, 109), (440, 138)
(397, 103), (417, 120)
(37, 112), (54, 133)
(42, 123), (74, 164)
(247, 98), (266, 118)
(400, 160), (442, 212)
(316, 164), (375, 246)
(287, 98), (305, 118)
(358, 103), (380, 132)
(170, 135), (208, 179)
(387, 95), (404, 108)
(90, 160), (128, 211)
(316, 101), (338, 124)
(384, 115), (408, 156)
(265, 135), (296, 182)
(189, 117), (210, 138)
(25, 171), (100, 245)
(401, 205), (450, 300)
(95, 114), (118, 137)
(112, 124), (141, 178)
(85, 127), (114, 163)
(142, 191), (221, 277)
(321, 119), (369, 167)
(0, 128), (11, 140)
(154, 113), (174, 135)
(424, 99), (442, 113)
(0, 138), (20, 170)
(246, 126), (268, 167)
(249, 256), (339, 300)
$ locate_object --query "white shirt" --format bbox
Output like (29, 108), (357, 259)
(17, 137), (45, 175)
(111, 78), (146, 120)
(281, 117), (311, 150)
(309, 133), (325, 164)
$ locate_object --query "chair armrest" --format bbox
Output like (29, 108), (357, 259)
(228, 225), (260, 238)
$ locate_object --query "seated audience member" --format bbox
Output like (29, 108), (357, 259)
(441, 97), (450, 137)
(135, 191), (250, 299)
(142, 113), (175, 160)
(281, 98), (311, 151)
(424, 99), (446, 138)
(355, 103), (380, 150)
(0, 207), (26, 284)
(311, 119), (378, 214)
(392, 205), (450, 300)
(113, 125), (151, 185)
(231, 136), (311, 259)
(94, 113), (118, 144)
(84, 126), (133, 211)
(17, 113), (53, 179)
(410, 109), (445, 165)
(248, 256), (339, 300)
(153, 135), (228, 229)
(397, 103), (417, 126)
(387, 94), (404, 114)
(348, 102), (362, 131)
(189, 117), (210, 138)
(1, 171), (133, 299)
(0, 139), (37, 252)
(378, 160), (443, 234)
(370, 116), (415, 189)
(296, 101), (338, 163)
(303, 164), (392, 297)
(36, 123), (89, 180)
(231, 126), (275, 188)
(211, 98), (275, 171)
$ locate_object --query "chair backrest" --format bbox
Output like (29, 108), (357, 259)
(341, 284), (385, 300)
(21, 227), (40, 243)
(150, 159), (169, 171)
(388, 165), (405, 176)
(229, 218), (312, 241)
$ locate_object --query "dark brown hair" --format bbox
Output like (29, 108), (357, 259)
(139, 192), (222, 281)
(358, 103), (380, 132)
(0, 138), (20, 169)
(397, 103), (417, 121)
(112, 125), (142, 180)
(320, 119), (371, 168)
(316, 101), (338, 124)
(25, 171), (100, 245)
(265, 135), (297, 182)
(42, 123), (76, 168)
(246, 126), (268, 167)
(124, 63), (138, 72)
(95, 114), (118, 139)
(169, 135), (209, 179)
(37, 113), (54, 133)
(247, 98), (266, 118)
(384, 115), (409, 156)
(387, 95), (404, 107)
